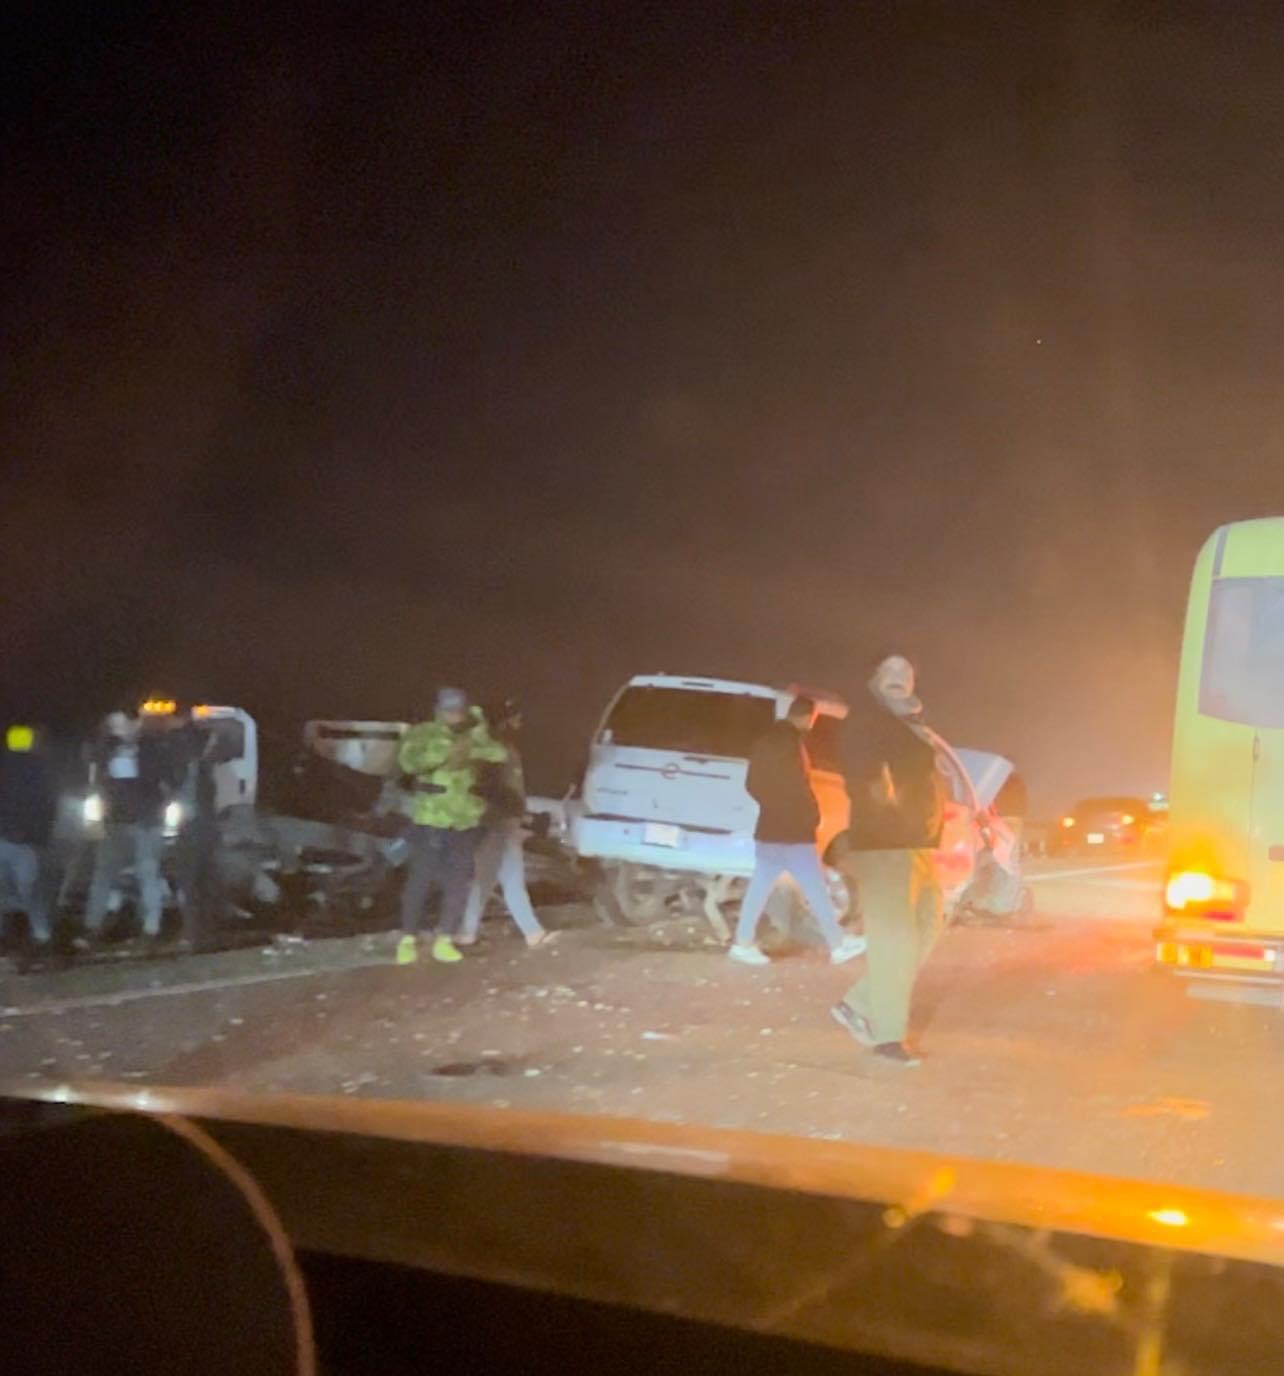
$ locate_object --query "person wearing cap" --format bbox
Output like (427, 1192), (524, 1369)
(729, 695), (867, 968)
(396, 688), (507, 965)
(458, 698), (553, 949)
(0, 724), (59, 952)
(830, 655), (946, 1068)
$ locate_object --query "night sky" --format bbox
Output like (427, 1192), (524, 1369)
(5, 3), (1284, 805)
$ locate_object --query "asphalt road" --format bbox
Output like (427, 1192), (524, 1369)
(5, 853), (1284, 1198)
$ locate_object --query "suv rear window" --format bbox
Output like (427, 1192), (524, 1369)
(604, 688), (775, 758)
(1200, 577), (1284, 730)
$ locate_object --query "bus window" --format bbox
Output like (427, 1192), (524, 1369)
(1199, 577), (1284, 730)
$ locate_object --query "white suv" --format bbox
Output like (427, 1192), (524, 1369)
(568, 674), (851, 928)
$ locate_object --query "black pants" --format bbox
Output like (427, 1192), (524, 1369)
(399, 826), (480, 937)
(179, 826), (224, 950)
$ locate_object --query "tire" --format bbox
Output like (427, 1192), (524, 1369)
(593, 863), (672, 926)
(825, 865), (854, 923)
(762, 868), (854, 943)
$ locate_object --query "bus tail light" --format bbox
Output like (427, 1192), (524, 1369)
(1165, 870), (1248, 918)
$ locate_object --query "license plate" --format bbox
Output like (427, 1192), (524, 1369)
(1087, 832), (1105, 845)
(644, 823), (682, 848)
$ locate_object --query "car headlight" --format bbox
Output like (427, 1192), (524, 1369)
(83, 794), (104, 827)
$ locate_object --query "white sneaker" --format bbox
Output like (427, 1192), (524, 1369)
(829, 934), (867, 965)
(729, 943), (770, 966)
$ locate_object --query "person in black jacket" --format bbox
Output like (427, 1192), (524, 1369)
(83, 711), (183, 943)
(729, 696), (866, 967)
(831, 656), (946, 1067)
(175, 719), (233, 953)
(0, 724), (59, 949)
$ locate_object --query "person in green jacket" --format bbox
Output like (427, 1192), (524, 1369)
(397, 687), (507, 965)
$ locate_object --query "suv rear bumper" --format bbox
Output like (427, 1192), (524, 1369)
(571, 815), (756, 877)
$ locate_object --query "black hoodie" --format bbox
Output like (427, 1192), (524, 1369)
(844, 691), (944, 852)
(0, 750), (57, 848)
(745, 721), (821, 844)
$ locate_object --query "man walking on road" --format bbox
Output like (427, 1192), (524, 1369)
(458, 698), (553, 949)
(397, 688), (506, 965)
(0, 724), (59, 952)
(729, 695), (866, 967)
(832, 656), (946, 1067)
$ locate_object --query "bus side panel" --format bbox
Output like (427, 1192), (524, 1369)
(1252, 722), (1284, 930)
(1167, 532), (1255, 909)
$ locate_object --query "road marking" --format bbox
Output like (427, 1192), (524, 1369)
(1068, 876), (1163, 891)
(1028, 861), (1161, 883)
(0, 958), (392, 1019)
(1186, 982), (1282, 1008)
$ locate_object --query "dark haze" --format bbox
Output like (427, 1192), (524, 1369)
(4, 3), (1283, 806)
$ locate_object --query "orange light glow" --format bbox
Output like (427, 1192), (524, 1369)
(140, 698), (177, 716)
(1060, 816), (1076, 829)
(1166, 871), (1219, 909)
(1147, 1207), (1190, 1229)
(1121, 814), (1135, 826)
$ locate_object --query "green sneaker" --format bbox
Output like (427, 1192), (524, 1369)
(432, 935), (464, 964)
(396, 935), (419, 965)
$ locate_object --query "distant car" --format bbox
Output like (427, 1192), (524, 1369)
(1053, 796), (1162, 855)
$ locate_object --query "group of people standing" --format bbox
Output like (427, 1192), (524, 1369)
(0, 707), (231, 956)
(2, 659), (952, 1067)
(407, 653), (955, 1067)
(0, 692), (549, 962)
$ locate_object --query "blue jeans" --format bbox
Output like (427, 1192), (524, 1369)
(460, 822), (543, 942)
(0, 839), (52, 943)
(734, 841), (845, 949)
(86, 824), (165, 937)
(400, 825), (481, 937)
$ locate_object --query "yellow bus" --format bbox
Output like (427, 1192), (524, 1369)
(1157, 517), (1284, 980)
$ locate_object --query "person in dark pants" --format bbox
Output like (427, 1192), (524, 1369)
(831, 656), (946, 1067)
(84, 710), (183, 944)
(0, 724), (59, 952)
(729, 696), (866, 967)
(396, 688), (506, 965)
(176, 724), (229, 953)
